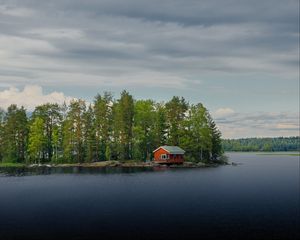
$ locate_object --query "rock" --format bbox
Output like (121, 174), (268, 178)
(183, 162), (195, 167)
(28, 164), (38, 168)
(196, 162), (206, 167)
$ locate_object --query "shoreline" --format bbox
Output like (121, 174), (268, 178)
(0, 160), (227, 169)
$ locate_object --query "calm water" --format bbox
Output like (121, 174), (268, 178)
(0, 153), (299, 240)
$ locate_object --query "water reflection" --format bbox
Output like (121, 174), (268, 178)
(0, 166), (155, 176)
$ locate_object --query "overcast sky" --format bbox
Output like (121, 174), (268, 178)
(0, 0), (299, 138)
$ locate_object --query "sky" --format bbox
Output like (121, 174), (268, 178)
(0, 0), (299, 138)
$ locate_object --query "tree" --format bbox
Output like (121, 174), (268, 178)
(28, 117), (46, 163)
(0, 109), (4, 162)
(62, 99), (86, 163)
(207, 114), (223, 160)
(133, 100), (156, 161)
(52, 125), (61, 163)
(113, 91), (134, 160)
(111, 101), (122, 160)
(0, 91), (226, 163)
(165, 96), (188, 146)
(153, 103), (167, 147)
(222, 137), (299, 152)
(1, 105), (28, 163)
(105, 145), (111, 161)
(31, 103), (62, 162)
(94, 92), (113, 160)
(83, 105), (96, 162)
(181, 104), (212, 162)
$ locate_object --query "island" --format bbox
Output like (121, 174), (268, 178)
(0, 91), (225, 170)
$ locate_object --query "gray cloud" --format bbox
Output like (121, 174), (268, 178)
(0, 0), (298, 87)
(213, 110), (300, 138)
(0, 0), (299, 138)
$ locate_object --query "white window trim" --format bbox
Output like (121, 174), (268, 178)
(160, 154), (169, 160)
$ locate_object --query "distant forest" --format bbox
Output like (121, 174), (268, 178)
(222, 137), (300, 152)
(0, 91), (223, 164)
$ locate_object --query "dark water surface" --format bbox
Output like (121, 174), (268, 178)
(0, 153), (299, 240)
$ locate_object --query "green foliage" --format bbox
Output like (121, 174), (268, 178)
(31, 103), (62, 162)
(114, 90), (134, 160)
(94, 92), (113, 161)
(62, 99), (86, 163)
(222, 137), (300, 152)
(133, 100), (156, 161)
(181, 103), (212, 162)
(0, 91), (224, 164)
(51, 125), (61, 163)
(84, 105), (96, 163)
(0, 109), (4, 161)
(1, 105), (28, 163)
(165, 96), (188, 146)
(105, 145), (111, 161)
(0, 162), (26, 167)
(153, 103), (167, 146)
(208, 114), (223, 159)
(28, 117), (46, 163)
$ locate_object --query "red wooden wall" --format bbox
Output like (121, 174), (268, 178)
(153, 147), (184, 164)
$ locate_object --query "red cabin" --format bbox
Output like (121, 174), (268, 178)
(153, 146), (185, 164)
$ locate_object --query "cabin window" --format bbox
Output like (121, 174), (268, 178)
(161, 154), (169, 159)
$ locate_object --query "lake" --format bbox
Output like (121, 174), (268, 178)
(0, 153), (299, 240)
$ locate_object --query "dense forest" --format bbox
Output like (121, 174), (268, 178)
(222, 137), (300, 152)
(0, 91), (223, 164)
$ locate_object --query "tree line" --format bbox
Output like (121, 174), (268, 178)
(222, 137), (300, 152)
(0, 91), (223, 164)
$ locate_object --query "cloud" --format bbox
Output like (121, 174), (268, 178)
(0, 5), (34, 17)
(0, 0), (298, 139)
(0, 0), (298, 90)
(274, 123), (299, 131)
(213, 109), (300, 138)
(0, 85), (75, 111)
(214, 108), (235, 118)
(25, 28), (85, 39)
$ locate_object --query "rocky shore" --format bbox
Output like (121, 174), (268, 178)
(24, 160), (225, 169)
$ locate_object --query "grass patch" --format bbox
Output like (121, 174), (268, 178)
(0, 162), (27, 167)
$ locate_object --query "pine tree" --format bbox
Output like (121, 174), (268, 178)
(0, 109), (5, 162)
(28, 117), (46, 163)
(165, 96), (188, 146)
(84, 105), (96, 162)
(207, 114), (223, 160)
(2, 105), (28, 163)
(31, 103), (62, 162)
(111, 101), (122, 160)
(133, 100), (156, 161)
(117, 90), (134, 160)
(94, 92), (113, 160)
(0, 92), (226, 164)
(105, 145), (111, 161)
(153, 103), (167, 147)
(51, 125), (61, 163)
(62, 100), (86, 163)
(181, 104), (212, 162)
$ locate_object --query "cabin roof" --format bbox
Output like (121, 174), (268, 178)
(153, 145), (185, 154)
